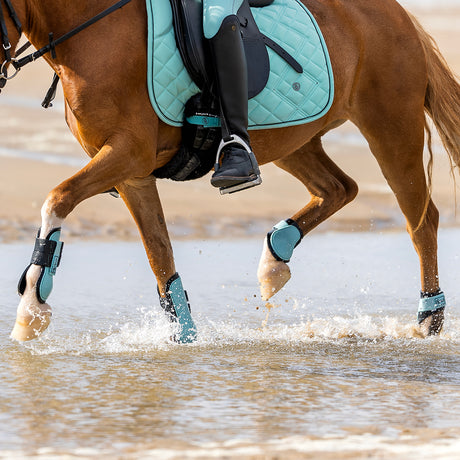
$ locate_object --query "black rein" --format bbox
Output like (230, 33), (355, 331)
(0, 0), (132, 92)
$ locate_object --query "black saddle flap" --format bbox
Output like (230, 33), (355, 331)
(171, 0), (270, 98)
(239, 0), (270, 98)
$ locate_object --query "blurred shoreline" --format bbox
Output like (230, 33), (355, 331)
(0, 6), (459, 242)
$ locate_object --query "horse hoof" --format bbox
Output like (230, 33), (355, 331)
(10, 303), (52, 341)
(257, 239), (291, 301)
(417, 308), (444, 337)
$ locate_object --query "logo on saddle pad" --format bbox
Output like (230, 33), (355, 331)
(146, 0), (334, 130)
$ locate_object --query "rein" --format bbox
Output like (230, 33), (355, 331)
(0, 0), (132, 92)
(0, 0), (21, 87)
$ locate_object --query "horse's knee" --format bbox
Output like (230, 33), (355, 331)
(42, 184), (76, 223)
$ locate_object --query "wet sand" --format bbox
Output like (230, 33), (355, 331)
(1, 232), (460, 459)
(0, 7), (459, 241)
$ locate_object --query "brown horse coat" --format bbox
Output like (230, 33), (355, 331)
(4, 0), (460, 340)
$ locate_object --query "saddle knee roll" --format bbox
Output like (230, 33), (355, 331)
(202, 0), (244, 39)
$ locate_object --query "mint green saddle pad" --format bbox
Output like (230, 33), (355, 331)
(146, 0), (334, 129)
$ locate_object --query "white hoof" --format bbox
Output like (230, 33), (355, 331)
(11, 298), (52, 342)
(415, 309), (444, 338)
(257, 239), (291, 301)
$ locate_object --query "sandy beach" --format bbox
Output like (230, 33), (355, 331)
(0, 6), (459, 242)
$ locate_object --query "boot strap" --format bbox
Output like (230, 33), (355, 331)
(158, 273), (197, 343)
(18, 228), (64, 304)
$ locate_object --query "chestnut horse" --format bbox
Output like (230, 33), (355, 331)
(4, 0), (460, 341)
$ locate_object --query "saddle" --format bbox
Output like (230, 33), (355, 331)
(152, 0), (333, 182)
(169, 0), (302, 99)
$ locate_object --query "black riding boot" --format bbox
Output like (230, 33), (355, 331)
(209, 15), (262, 194)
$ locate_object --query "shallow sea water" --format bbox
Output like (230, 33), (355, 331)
(1, 229), (460, 459)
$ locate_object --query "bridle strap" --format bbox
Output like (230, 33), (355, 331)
(0, 0), (132, 90)
(0, 0), (23, 87)
(3, 0), (21, 33)
(0, 0), (13, 63)
(0, 0), (21, 57)
(0, 0), (15, 86)
(13, 0), (132, 70)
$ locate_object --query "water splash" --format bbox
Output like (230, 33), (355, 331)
(22, 304), (460, 356)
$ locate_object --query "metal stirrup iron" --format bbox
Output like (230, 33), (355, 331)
(214, 135), (262, 195)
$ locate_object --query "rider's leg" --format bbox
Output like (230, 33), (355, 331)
(203, 0), (262, 193)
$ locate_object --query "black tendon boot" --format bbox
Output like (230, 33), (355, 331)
(209, 15), (262, 194)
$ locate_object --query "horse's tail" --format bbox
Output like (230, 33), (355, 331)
(408, 13), (460, 178)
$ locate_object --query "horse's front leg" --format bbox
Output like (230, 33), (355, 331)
(117, 177), (197, 343)
(257, 137), (358, 300)
(10, 133), (155, 341)
(10, 205), (64, 341)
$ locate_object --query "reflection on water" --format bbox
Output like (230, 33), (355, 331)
(1, 231), (460, 458)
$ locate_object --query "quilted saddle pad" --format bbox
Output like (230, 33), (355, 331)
(146, 0), (334, 130)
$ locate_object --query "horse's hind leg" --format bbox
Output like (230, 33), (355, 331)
(258, 135), (358, 300)
(353, 101), (444, 335)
